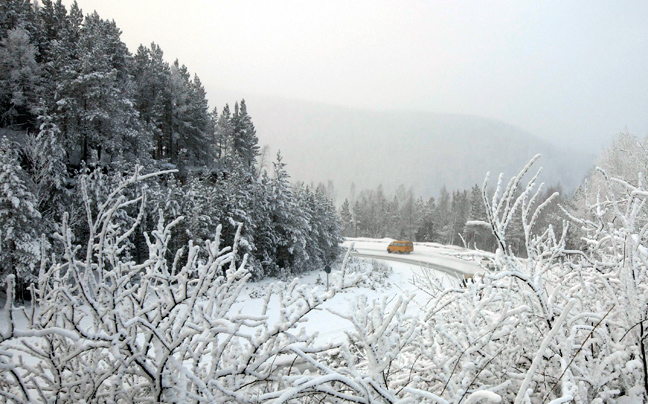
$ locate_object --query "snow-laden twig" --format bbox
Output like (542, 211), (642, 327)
(0, 167), (364, 402)
(515, 299), (576, 404)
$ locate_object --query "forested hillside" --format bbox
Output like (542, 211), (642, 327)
(0, 0), (341, 294)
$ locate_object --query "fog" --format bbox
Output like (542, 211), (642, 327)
(65, 0), (648, 154)
(68, 0), (648, 154)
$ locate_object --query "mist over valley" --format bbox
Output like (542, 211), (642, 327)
(223, 94), (597, 202)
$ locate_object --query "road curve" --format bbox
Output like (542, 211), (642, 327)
(351, 252), (471, 279)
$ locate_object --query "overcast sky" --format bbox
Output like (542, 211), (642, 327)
(63, 0), (648, 153)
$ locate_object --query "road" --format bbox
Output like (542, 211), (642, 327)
(351, 251), (471, 279)
(344, 238), (483, 279)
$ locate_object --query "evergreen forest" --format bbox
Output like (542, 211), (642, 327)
(0, 0), (342, 296)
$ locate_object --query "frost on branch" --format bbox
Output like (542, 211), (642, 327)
(396, 156), (647, 402)
(0, 167), (358, 403)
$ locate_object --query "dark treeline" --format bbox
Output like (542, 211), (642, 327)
(0, 0), (341, 293)
(339, 182), (568, 254)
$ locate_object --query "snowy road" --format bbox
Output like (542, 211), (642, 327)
(352, 252), (467, 278)
(343, 237), (483, 278)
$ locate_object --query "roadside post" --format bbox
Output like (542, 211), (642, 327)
(324, 265), (331, 291)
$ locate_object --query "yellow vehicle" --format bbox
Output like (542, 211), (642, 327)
(387, 240), (413, 254)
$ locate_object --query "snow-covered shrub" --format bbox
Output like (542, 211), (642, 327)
(5, 155), (648, 403)
(318, 156), (648, 403)
(344, 256), (393, 290)
(404, 156), (648, 402)
(0, 167), (362, 403)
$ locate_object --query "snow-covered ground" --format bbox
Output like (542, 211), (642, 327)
(233, 239), (480, 344)
(0, 240), (479, 399)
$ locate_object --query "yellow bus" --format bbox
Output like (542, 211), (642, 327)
(387, 240), (413, 254)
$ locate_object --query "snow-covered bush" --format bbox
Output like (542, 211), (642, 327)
(343, 257), (393, 290)
(400, 156), (648, 402)
(0, 167), (361, 403)
(320, 156), (648, 403)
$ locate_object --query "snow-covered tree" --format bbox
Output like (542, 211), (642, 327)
(268, 152), (308, 275)
(570, 131), (648, 245)
(164, 60), (211, 166)
(448, 189), (469, 245)
(339, 198), (353, 236)
(0, 136), (41, 289)
(401, 155), (648, 402)
(0, 26), (41, 127)
(53, 11), (150, 165)
(214, 103), (233, 163)
(313, 183), (343, 265)
(231, 99), (259, 171)
(464, 183), (492, 249)
(22, 111), (67, 218)
(132, 42), (172, 159)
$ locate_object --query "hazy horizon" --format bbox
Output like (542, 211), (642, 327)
(59, 0), (648, 157)
(218, 93), (595, 205)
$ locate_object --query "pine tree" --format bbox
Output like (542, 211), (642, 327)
(268, 152), (307, 275)
(449, 189), (469, 246)
(398, 186), (417, 241)
(37, 0), (70, 60)
(209, 160), (259, 275)
(0, 26), (41, 127)
(353, 191), (372, 237)
(313, 183), (342, 265)
(416, 197), (437, 242)
(54, 11), (149, 165)
(435, 185), (451, 243)
(250, 170), (278, 275)
(374, 185), (388, 237)
(23, 110), (67, 219)
(40, 0), (82, 121)
(294, 184), (318, 268)
(163, 60), (211, 167)
(415, 219), (434, 242)
(0, 0), (39, 40)
(231, 99), (259, 171)
(214, 104), (233, 165)
(464, 184), (492, 250)
(339, 198), (353, 236)
(133, 43), (171, 160)
(182, 73), (211, 165)
(352, 200), (361, 237)
(0, 136), (42, 289)
(386, 196), (400, 238)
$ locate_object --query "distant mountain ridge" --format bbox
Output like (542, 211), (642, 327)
(213, 93), (595, 201)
